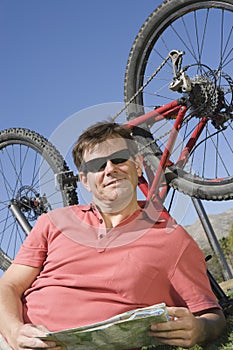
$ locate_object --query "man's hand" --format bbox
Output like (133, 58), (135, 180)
(149, 306), (226, 349)
(12, 324), (63, 350)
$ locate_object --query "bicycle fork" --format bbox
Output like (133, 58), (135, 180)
(8, 200), (32, 236)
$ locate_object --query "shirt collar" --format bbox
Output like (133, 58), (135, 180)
(79, 200), (170, 224)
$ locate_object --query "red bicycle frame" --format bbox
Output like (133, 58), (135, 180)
(125, 99), (209, 202)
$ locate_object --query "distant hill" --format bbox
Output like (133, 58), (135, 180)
(185, 208), (233, 249)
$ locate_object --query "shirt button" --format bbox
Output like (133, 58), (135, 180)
(99, 218), (103, 224)
(99, 234), (104, 239)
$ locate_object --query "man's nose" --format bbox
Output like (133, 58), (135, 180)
(105, 160), (117, 173)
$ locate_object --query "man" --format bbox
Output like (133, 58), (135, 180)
(0, 122), (226, 349)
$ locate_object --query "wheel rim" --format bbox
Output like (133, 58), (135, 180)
(124, 1), (233, 189)
(0, 137), (69, 266)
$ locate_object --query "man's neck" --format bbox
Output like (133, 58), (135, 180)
(96, 201), (140, 229)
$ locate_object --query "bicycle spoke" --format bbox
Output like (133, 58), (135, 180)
(124, 0), (233, 200)
(0, 129), (78, 270)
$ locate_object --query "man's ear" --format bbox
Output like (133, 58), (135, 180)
(79, 172), (91, 192)
(134, 154), (143, 177)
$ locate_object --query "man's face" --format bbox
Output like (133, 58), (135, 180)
(79, 137), (142, 212)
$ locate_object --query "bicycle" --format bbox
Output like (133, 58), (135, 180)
(0, 0), (232, 313)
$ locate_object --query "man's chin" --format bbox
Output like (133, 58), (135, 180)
(94, 193), (133, 213)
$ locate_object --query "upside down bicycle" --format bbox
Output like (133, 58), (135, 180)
(0, 0), (232, 312)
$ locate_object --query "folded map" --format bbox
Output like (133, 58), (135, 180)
(41, 302), (169, 350)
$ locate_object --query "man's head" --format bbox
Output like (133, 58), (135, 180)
(72, 122), (138, 171)
(72, 122), (143, 213)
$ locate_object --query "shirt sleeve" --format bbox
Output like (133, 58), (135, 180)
(170, 231), (221, 313)
(13, 213), (50, 268)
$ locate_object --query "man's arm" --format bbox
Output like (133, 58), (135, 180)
(149, 306), (226, 348)
(0, 263), (60, 350)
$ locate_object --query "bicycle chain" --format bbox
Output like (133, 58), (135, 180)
(112, 54), (171, 121)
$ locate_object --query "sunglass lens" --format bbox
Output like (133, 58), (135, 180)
(82, 149), (132, 173)
(87, 159), (107, 172)
(111, 157), (129, 165)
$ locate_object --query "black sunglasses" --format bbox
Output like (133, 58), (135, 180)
(81, 149), (132, 173)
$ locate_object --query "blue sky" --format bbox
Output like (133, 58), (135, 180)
(0, 0), (159, 135)
(0, 0), (232, 225)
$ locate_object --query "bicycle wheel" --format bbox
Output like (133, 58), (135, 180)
(124, 0), (233, 200)
(0, 128), (78, 271)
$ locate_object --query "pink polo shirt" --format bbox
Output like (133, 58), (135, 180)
(13, 203), (219, 332)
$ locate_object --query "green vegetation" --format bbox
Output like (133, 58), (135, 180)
(219, 225), (233, 273)
(203, 224), (233, 282)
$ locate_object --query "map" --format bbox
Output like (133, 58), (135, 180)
(41, 303), (169, 350)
